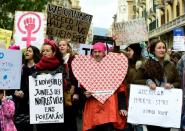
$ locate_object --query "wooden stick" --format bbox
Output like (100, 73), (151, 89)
(3, 90), (6, 96)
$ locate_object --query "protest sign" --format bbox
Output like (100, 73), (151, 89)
(14, 11), (46, 49)
(112, 18), (148, 46)
(47, 4), (93, 44)
(79, 44), (92, 55)
(173, 27), (185, 51)
(0, 48), (22, 89)
(127, 84), (182, 128)
(72, 53), (128, 103)
(29, 73), (64, 124)
(0, 28), (12, 48)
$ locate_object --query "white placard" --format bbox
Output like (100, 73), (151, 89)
(79, 44), (92, 55)
(0, 48), (22, 89)
(29, 73), (64, 124)
(128, 84), (182, 128)
(112, 18), (148, 46)
(173, 36), (185, 51)
(14, 11), (46, 49)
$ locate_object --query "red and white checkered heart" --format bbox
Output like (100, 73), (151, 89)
(72, 53), (128, 103)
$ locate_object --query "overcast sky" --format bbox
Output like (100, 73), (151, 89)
(80, 0), (117, 29)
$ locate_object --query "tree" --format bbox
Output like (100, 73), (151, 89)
(0, 0), (51, 30)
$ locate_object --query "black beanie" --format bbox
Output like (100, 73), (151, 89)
(128, 43), (142, 56)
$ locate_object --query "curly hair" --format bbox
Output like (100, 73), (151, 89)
(23, 46), (41, 65)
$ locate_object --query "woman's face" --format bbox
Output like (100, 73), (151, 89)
(42, 45), (55, 58)
(126, 47), (134, 59)
(25, 47), (34, 60)
(154, 42), (166, 59)
(92, 50), (105, 62)
(58, 40), (68, 54)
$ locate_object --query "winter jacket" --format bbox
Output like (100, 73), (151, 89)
(0, 98), (17, 131)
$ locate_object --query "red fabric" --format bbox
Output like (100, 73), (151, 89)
(36, 56), (60, 71)
(44, 38), (57, 52)
(82, 82), (127, 131)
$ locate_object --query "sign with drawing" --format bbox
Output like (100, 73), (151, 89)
(0, 48), (22, 89)
(14, 11), (46, 49)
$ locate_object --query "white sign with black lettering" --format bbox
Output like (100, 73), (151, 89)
(79, 44), (92, 55)
(128, 84), (182, 128)
(29, 73), (63, 124)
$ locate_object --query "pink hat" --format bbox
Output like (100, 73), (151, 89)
(9, 45), (20, 50)
(44, 38), (57, 52)
(92, 42), (106, 52)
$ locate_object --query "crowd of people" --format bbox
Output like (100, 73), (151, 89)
(0, 37), (185, 131)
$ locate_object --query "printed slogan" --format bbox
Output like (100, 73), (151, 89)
(29, 73), (64, 124)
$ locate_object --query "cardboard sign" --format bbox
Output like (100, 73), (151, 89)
(0, 48), (22, 89)
(128, 84), (183, 128)
(47, 4), (93, 43)
(14, 11), (46, 49)
(113, 18), (148, 46)
(72, 53), (128, 103)
(0, 28), (12, 48)
(29, 73), (64, 124)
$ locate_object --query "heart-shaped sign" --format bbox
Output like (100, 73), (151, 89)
(72, 53), (128, 103)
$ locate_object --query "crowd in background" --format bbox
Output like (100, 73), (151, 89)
(0, 37), (185, 131)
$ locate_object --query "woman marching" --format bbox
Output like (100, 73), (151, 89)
(14, 46), (40, 131)
(58, 39), (79, 131)
(125, 43), (145, 131)
(143, 39), (180, 131)
(35, 38), (65, 131)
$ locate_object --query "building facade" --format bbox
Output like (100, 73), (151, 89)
(134, 0), (185, 47)
(117, 0), (135, 22)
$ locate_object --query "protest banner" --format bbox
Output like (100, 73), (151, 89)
(47, 4), (93, 44)
(14, 11), (46, 49)
(127, 84), (182, 128)
(112, 18), (148, 46)
(0, 48), (22, 89)
(0, 28), (12, 48)
(29, 73), (64, 124)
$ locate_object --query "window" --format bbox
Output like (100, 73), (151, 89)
(176, 1), (180, 17)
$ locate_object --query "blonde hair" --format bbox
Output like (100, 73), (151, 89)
(58, 38), (73, 55)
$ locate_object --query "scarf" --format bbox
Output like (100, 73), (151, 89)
(63, 53), (70, 64)
(36, 56), (60, 71)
